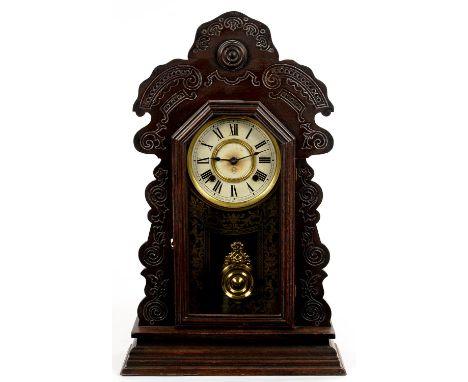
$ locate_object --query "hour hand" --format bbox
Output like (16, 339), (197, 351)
(210, 156), (231, 162)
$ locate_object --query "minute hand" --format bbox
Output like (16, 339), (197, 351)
(236, 149), (268, 162)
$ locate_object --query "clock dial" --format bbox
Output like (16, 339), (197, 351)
(187, 117), (281, 208)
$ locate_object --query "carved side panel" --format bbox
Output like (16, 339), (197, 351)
(262, 64), (330, 110)
(137, 64), (202, 113)
(262, 62), (334, 157)
(132, 62), (204, 325)
(295, 160), (331, 326)
(137, 165), (173, 325)
(133, 63), (203, 158)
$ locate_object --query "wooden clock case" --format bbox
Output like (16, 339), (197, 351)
(121, 11), (346, 376)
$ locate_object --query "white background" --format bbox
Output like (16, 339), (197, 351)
(1, 1), (467, 381)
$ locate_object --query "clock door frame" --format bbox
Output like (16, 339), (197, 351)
(172, 100), (295, 327)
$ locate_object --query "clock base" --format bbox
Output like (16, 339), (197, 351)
(121, 320), (346, 376)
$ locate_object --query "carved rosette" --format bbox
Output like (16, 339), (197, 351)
(137, 166), (172, 325)
(217, 39), (248, 70)
(296, 161), (331, 326)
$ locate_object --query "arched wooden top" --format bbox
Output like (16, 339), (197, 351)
(133, 11), (334, 159)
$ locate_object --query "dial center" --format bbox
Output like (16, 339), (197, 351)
(212, 138), (255, 183)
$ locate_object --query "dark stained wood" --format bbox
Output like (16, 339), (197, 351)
(123, 320), (345, 376)
(122, 341), (345, 376)
(295, 159), (332, 325)
(130, 318), (336, 341)
(122, 10), (345, 376)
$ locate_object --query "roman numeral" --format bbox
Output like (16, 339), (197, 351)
(259, 156), (271, 163)
(255, 169), (267, 182)
(213, 127), (224, 140)
(201, 169), (213, 182)
(246, 182), (254, 192)
(201, 142), (213, 150)
(255, 140), (267, 149)
(230, 123), (238, 136)
(213, 180), (223, 193)
(245, 128), (253, 139)
(231, 185), (237, 197)
(197, 157), (210, 164)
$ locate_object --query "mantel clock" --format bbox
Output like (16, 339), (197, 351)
(121, 11), (346, 376)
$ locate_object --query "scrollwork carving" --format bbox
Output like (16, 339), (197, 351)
(139, 269), (170, 324)
(139, 123), (167, 151)
(301, 226), (330, 268)
(268, 89), (306, 122)
(207, 20), (223, 36)
(147, 183), (168, 208)
(261, 63), (333, 154)
(224, 16), (243, 31)
(141, 228), (165, 267)
(136, 65), (201, 154)
(205, 204), (263, 234)
(146, 269), (169, 298)
(142, 300), (168, 324)
(161, 90), (197, 123)
(138, 166), (171, 325)
(192, 15), (275, 54)
(299, 270), (326, 325)
(298, 167), (322, 223)
(204, 70), (260, 87)
(300, 123), (329, 150)
(262, 64), (329, 109)
(139, 65), (202, 111)
(146, 168), (169, 223)
(297, 162), (331, 326)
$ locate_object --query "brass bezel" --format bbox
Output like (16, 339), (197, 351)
(187, 116), (281, 209)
